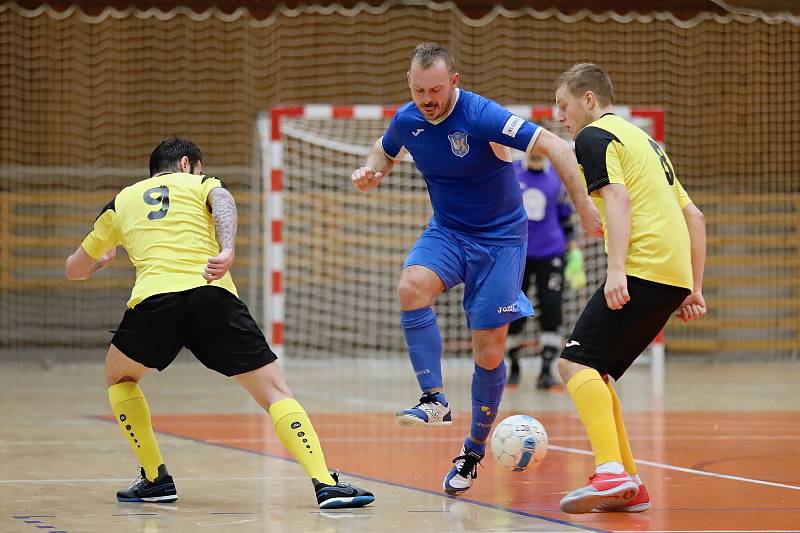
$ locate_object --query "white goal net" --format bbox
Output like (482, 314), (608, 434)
(261, 105), (661, 360)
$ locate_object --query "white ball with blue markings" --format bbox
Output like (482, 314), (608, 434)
(490, 415), (548, 472)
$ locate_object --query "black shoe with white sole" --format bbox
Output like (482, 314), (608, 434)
(116, 464), (178, 503)
(313, 471), (375, 509)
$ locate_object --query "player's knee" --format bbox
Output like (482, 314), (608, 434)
(475, 347), (505, 370)
(558, 358), (569, 383)
(106, 374), (138, 387)
(270, 376), (292, 398)
(557, 357), (573, 382)
(265, 386), (293, 407)
(397, 278), (430, 308)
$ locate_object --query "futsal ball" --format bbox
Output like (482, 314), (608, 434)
(490, 415), (548, 472)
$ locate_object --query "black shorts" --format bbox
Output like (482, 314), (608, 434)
(560, 276), (690, 380)
(111, 286), (276, 377)
(508, 255), (565, 336)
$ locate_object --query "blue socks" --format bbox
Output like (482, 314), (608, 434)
(401, 307), (444, 396)
(401, 307), (507, 459)
(467, 361), (507, 456)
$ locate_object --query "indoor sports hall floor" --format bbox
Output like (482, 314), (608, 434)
(1, 356), (798, 532)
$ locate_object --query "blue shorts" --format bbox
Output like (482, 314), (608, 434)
(404, 223), (534, 330)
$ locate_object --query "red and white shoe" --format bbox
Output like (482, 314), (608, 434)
(594, 483), (650, 512)
(559, 472), (638, 514)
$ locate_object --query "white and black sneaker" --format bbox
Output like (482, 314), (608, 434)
(395, 392), (452, 427)
(116, 464), (178, 503)
(443, 446), (483, 495)
(312, 471), (375, 509)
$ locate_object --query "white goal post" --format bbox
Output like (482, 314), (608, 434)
(257, 104), (665, 385)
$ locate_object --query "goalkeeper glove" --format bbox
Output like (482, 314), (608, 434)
(564, 246), (586, 289)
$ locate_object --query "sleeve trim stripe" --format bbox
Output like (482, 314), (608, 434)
(587, 178), (611, 193)
(94, 198), (115, 221)
(525, 127), (542, 154)
(202, 175), (228, 189)
(379, 136), (404, 161)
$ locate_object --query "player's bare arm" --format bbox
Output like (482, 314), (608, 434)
(351, 139), (396, 192)
(677, 202), (707, 321)
(531, 129), (602, 237)
(598, 183), (632, 310)
(65, 245), (117, 280)
(205, 186), (237, 281)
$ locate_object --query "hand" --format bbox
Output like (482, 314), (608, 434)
(576, 199), (603, 238)
(604, 269), (629, 310)
(204, 248), (235, 282)
(564, 246), (586, 289)
(90, 247), (117, 275)
(351, 166), (383, 192)
(676, 290), (706, 322)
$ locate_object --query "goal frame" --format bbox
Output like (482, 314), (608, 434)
(259, 104), (665, 366)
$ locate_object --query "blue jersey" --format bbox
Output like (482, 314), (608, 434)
(514, 160), (573, 260)
(381, 89), (541, 245)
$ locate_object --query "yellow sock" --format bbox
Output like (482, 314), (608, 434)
(566, 368), (623, 466)
(268, 398), (336, 485)
(108, 382), (164, 482)
(607, 381), (637, 475)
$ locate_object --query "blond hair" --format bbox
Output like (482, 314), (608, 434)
(555, 63), (614, 106)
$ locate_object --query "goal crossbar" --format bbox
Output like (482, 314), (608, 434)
(259, 104), (664, 363)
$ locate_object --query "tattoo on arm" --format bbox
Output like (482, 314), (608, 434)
(208, 187), (238, 251)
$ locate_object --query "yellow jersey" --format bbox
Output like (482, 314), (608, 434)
(575, 113), (693, 290)
(81, 172), (238, 307)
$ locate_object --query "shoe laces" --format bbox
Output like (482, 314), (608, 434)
(320, 470), (347, 488)
(126, 475), (145, 491)
(452, 451), (482, 479)
(588, 472), (628, 483)
(415, 392), (441, 408)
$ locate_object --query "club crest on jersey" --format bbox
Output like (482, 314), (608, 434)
(448, 131), (469, 157)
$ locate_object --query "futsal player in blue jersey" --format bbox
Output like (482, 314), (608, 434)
(506, 152), (584, 389)
(351, 43), (602, 496)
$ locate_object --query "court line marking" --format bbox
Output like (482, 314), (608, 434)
(78, 414), (800, 531)
(0, 476), (306, 484)
(36, 416), (795, 495)
(86, 417), (608, 533)
(549, 445), (800, 491)
(3, 434), (800, 446)
(196, 519), (259, 526)
(128, 434), (800, 444)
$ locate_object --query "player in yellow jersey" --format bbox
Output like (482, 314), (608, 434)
(552, 65), (707, 514)
(64, 138), (374, 509)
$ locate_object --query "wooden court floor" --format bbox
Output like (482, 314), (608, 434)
(1, 358), (798, 532)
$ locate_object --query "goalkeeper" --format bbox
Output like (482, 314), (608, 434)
(506, 152), (586, 389)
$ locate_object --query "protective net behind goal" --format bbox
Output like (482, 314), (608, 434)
(271, 107), (658, 359)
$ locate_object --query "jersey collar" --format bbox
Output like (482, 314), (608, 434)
(425, 88), (460, 125)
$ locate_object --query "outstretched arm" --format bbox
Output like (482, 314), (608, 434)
(677, 202), (707, 321)
(351, 139), (396, 192)
(65, 245), (117, 280)
(204, 187), (238, 281)
(67, 197), (119, 280)
(531, 129), (602, 237)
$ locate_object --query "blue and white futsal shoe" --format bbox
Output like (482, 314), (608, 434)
(395, 392), (452, 427)
(443, 446), (483, 495)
